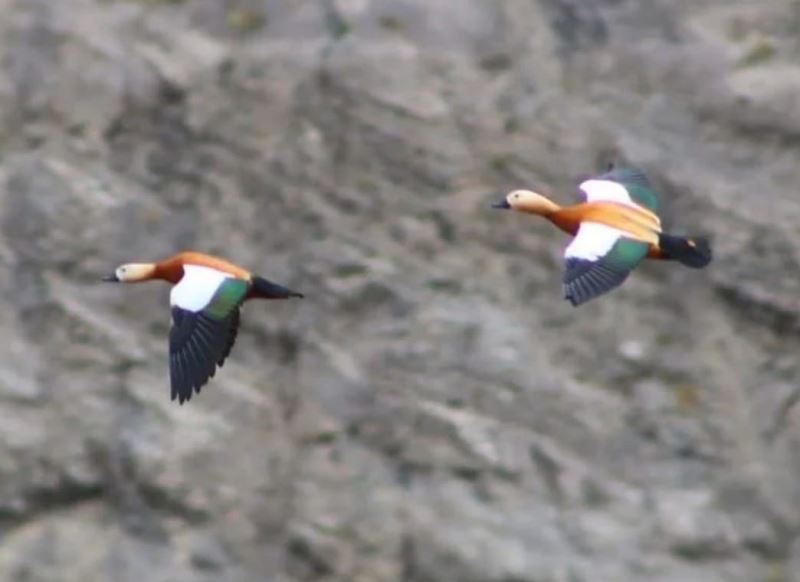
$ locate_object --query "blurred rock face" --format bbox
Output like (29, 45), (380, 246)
(1, 0), (799, 581)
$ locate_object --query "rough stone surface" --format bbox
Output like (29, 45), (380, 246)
(1, 1), (800, 581)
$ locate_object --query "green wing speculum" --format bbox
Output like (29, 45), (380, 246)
(203, 278), (249, 320)
(605, 237), (650, 270)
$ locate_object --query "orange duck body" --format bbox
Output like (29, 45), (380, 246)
(492, 167), (711, 306)
(104, 251), (303, 403)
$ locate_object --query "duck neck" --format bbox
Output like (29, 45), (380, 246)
(518, 197), (561, 217)
(153, 260), (183, 284)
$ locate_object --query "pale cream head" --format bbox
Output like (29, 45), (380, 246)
(107, 263), (156, 283)
(503, 189), (560, 215)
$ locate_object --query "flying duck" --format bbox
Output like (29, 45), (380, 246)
(492, 167), (712, 306)
(103, 252), (303, 404)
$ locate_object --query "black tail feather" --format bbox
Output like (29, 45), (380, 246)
(251, 276), (304, 299)
(658, 234), (712, 268)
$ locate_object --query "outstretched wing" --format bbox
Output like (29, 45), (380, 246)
(169, 307), (241, 403)
(580, 167), (660, 214)
(168, 271), (249, 404)
(563, 222), (649, 306)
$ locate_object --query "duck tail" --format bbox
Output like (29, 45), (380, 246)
(251, 275), (304, 299)
(658, 233), (712, 268)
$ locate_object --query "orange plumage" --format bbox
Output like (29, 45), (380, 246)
(104, 251), (303, 403)
(492, 167), (711, 306)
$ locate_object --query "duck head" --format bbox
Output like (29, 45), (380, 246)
(491, 189), (560, 216)
(102, 263), (157, 283)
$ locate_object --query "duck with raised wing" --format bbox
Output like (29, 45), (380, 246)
(103, 252), (303, 404)
(492, 167), (712, 306)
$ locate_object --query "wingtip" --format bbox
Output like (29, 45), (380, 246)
(252, 276), (304, 300)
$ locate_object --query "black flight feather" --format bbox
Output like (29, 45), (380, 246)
(169, 307), (241, 404)
(563, 257), (630, 307)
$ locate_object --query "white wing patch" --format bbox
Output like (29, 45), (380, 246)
(170, 265), (230, 312)
(578, 179), (634, 205)
(564, 222), (627, 261)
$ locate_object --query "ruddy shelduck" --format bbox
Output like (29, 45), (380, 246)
(104, 252), (303, 404)
(492, 167), (712, 306)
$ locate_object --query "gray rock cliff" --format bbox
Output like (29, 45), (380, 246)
(1, 1), (800, 581)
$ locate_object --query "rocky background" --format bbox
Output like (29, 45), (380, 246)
(1, 0), (800, 580)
